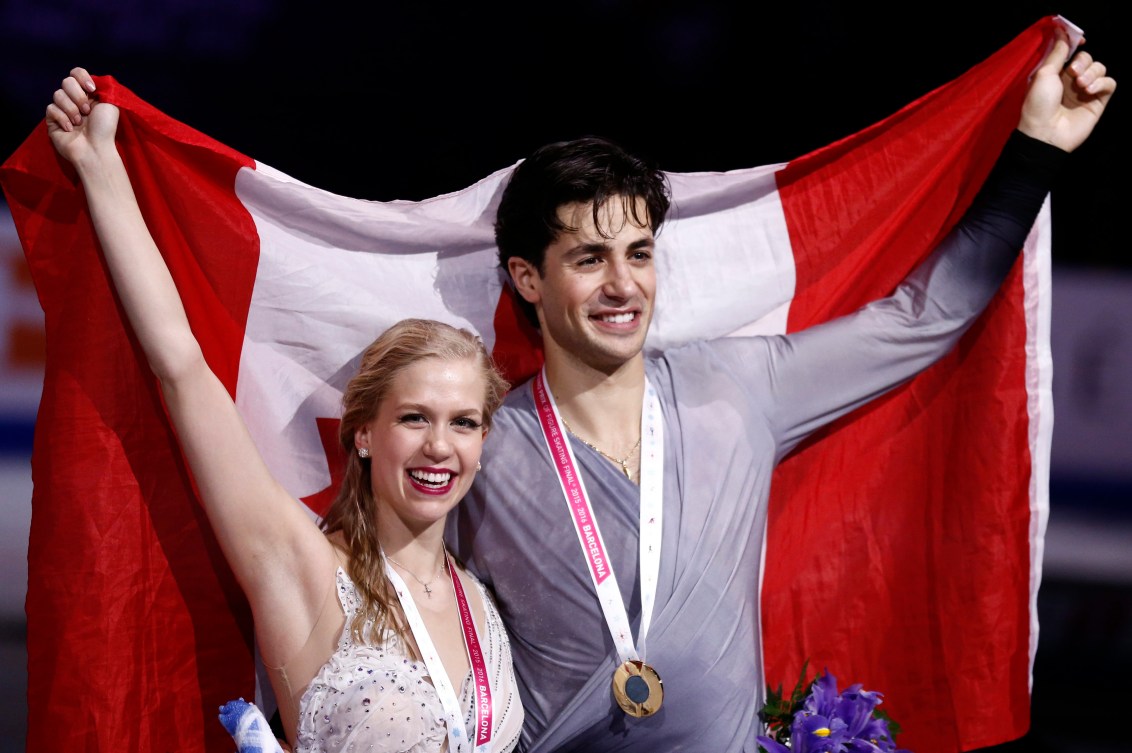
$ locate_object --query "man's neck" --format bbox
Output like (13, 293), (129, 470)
(543, 349), (646, 456)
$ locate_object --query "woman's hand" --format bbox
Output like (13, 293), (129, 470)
(45, 67), (120, 166)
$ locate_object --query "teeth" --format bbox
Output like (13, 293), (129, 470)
(410, 470), (452, 486)
(599, 312), (634, 324)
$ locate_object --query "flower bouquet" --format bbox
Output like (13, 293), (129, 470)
(757, 666), (910, 753)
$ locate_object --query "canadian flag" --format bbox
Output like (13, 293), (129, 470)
(1, 15), (1068, 753)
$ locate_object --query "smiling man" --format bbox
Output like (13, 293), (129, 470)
(448, 31), (1115, 753)
(512, 196), (660, 378)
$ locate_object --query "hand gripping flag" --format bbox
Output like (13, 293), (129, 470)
(1, 15), (1070, 753)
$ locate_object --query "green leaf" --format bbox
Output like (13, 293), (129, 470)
(759, 659), (819, 745)
(874, 707), (902, 737)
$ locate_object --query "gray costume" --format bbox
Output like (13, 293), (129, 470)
(448, 133), (1061, 752)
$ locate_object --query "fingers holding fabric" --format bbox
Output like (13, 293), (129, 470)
(48, 68), (97, 129)
(45, 67), (122, 164)
(1018, 28), (1116, 152)
(1065, 51), (1111, 98)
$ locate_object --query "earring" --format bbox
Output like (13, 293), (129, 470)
(357, 448), (370, 459)
(476, 460), (482, 472)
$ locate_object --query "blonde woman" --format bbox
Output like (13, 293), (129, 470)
(46, 67), (523, 753)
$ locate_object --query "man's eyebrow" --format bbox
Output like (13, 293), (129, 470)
(563, 235), (661, 261)
(564, 237), (655, 257)
(562, 241), (613, 257)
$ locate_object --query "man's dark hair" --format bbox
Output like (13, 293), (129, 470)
(494, 137), (671, 321)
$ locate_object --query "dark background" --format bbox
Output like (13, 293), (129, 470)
(1, 2), (1127, 752)
(0, 1), (1126, 270)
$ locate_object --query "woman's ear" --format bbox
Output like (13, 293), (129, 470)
(354, 425), (371, 455)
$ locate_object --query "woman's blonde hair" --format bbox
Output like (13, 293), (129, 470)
(320, 318), (509, 645)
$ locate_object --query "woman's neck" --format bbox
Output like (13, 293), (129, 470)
(375, 513), (448, 574)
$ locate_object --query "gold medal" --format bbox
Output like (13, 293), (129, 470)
(611, 660), (663, 717)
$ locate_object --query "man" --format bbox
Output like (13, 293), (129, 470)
(448, 29), (1114, 752)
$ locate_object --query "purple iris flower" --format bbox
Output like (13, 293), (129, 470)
(835, 683), (883, 737)
(794, 713), (849, 752)
(803, 671), (841, 716)
(755, 735), (791, 753)
(757, 670), (912, 753)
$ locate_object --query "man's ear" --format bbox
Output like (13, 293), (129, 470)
(507, 257), (541, 305)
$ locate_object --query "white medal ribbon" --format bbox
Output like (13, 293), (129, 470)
(384, 552), (494, 752)
(532, 368), (664, 665)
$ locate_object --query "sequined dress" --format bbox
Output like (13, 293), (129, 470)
(294, 568), (522, 753)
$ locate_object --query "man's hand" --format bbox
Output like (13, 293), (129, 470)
(1018, 27), (1117, 152)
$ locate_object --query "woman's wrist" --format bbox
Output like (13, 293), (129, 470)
(73, 142), (125, 184)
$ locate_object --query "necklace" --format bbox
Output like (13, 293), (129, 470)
(560, 415), (642, 480)
(385, 552), (446, 598)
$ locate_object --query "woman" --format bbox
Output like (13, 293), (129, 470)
(46, 68), (523, 753)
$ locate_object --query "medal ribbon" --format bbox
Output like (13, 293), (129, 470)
(384, 551), (494, 752)
(532, 368), (664, 665)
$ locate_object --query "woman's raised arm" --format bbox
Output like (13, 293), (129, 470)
(46, 68), (337, 666)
